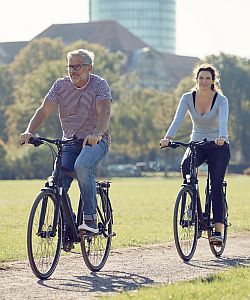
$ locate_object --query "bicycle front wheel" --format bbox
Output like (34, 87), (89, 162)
(208, 196), (228, 257)
(27, 190), (62, 279)
(173, 186), (198, 261)
(81, 190), (113, 271)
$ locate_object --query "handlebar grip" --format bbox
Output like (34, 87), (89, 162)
(28, 137), (44, 147)
(160, 141), (178, 149)
(168, 142), (179, 149)
(161, 141), (181, 149)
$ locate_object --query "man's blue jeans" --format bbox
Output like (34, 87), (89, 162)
(62, 140), (108, 221)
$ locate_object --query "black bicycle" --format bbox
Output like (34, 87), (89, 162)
(162, 140), (229, 261)
(26, 136), (115, 279)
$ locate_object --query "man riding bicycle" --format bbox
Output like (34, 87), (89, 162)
(20, 48), (112, 233)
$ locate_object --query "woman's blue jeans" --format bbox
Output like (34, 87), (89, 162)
(61, 140), (108, 221)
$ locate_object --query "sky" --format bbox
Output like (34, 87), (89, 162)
(0, 0), (249, 59)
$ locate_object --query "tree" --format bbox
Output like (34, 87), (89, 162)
(2, 38), (127, 177)
(110, 74), (175, 162)
(206, 53), (250, 162)
(5, 61), (64, 147)
(0, 65), (13, 142)
(9, 38), (64, 79)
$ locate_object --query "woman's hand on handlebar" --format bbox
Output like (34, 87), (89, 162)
(20, 131), (33, 145)
(215, 137), (227, 146)
(160, 137), (172, 148)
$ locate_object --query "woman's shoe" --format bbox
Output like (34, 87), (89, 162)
(210, 232), (223, 245)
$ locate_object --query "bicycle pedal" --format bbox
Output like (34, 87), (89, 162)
(210, 241), (223, 247)
(79, 230), (98, 238)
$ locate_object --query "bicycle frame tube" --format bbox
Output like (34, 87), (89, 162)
(98, 185), (112, 225)
(91, 186), (105, 226)
(188, 143), (199, 222)
(52, 146), (79, 241)
(52, 151), (63, 187)
(77, 196), (84, 227)
(39, 143), (64, 238)
(49, 189), (62, 237)
(223, 181), (227, 197)
(204, 169), (211, 222)
(61, 190), (79, 241)
(196, 189), (203, 221)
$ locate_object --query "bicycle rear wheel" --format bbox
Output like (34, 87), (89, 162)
(173, 186), (198, 261)
(81, 190), (113, 271)
(27, 190), (62, 279)
(208, 196), (228, 257)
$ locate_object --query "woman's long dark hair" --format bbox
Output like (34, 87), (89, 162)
(192, 63), (222, 93)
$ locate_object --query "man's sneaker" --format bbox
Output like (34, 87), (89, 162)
(210, 232), (223, 245)
(78, 220), (99, 234)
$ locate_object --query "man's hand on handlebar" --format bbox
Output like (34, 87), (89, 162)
(20, 131), (33, 145)
(83, 134), (102, 146)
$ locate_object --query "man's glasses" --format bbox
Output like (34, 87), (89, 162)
(66, 64), (89, 72)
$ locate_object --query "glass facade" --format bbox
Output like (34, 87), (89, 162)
(89, 0), (176, 53)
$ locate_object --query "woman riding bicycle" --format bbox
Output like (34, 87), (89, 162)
(160, 63), (230, 245)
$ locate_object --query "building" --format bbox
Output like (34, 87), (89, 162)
(35, 21), (148, 54)
(0, 41), (28, 64)
(0, 21), (198, 91)
(0, 21), (148, 64)
(89, 0), (176, 54)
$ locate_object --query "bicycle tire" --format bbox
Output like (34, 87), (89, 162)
(208, 196), (228, 257)
(81, 190), (113, 271)
(173, 186), (198, 261)
(27, 190), (62, 279)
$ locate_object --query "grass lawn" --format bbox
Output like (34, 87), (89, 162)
(1, 175), (250, 299)
(0, 175), (250, 262)
(101, 266), (250, 300)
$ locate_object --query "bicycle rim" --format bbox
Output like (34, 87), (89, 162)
(81, 192), (112, 271)
(27, 191), (62, 279)
(208, 198), (228, 257)
(173, 186), (198, 261)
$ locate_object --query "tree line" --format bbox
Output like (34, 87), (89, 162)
(0, 38), (250, 179)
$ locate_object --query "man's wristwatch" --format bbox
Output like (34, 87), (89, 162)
(93, 130), (103, 138)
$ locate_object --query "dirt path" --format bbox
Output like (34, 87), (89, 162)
(0, 233), (250, 300)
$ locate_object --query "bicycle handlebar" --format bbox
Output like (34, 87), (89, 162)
(160, 139), (217, 149)
(27, 136), (79, 147)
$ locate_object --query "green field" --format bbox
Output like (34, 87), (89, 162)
(0, 175), (249, 262)
(1, 176), (250, 299)
(102, 266), (250, 300)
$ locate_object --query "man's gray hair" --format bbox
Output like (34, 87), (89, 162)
(67, 49), (95, 66)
